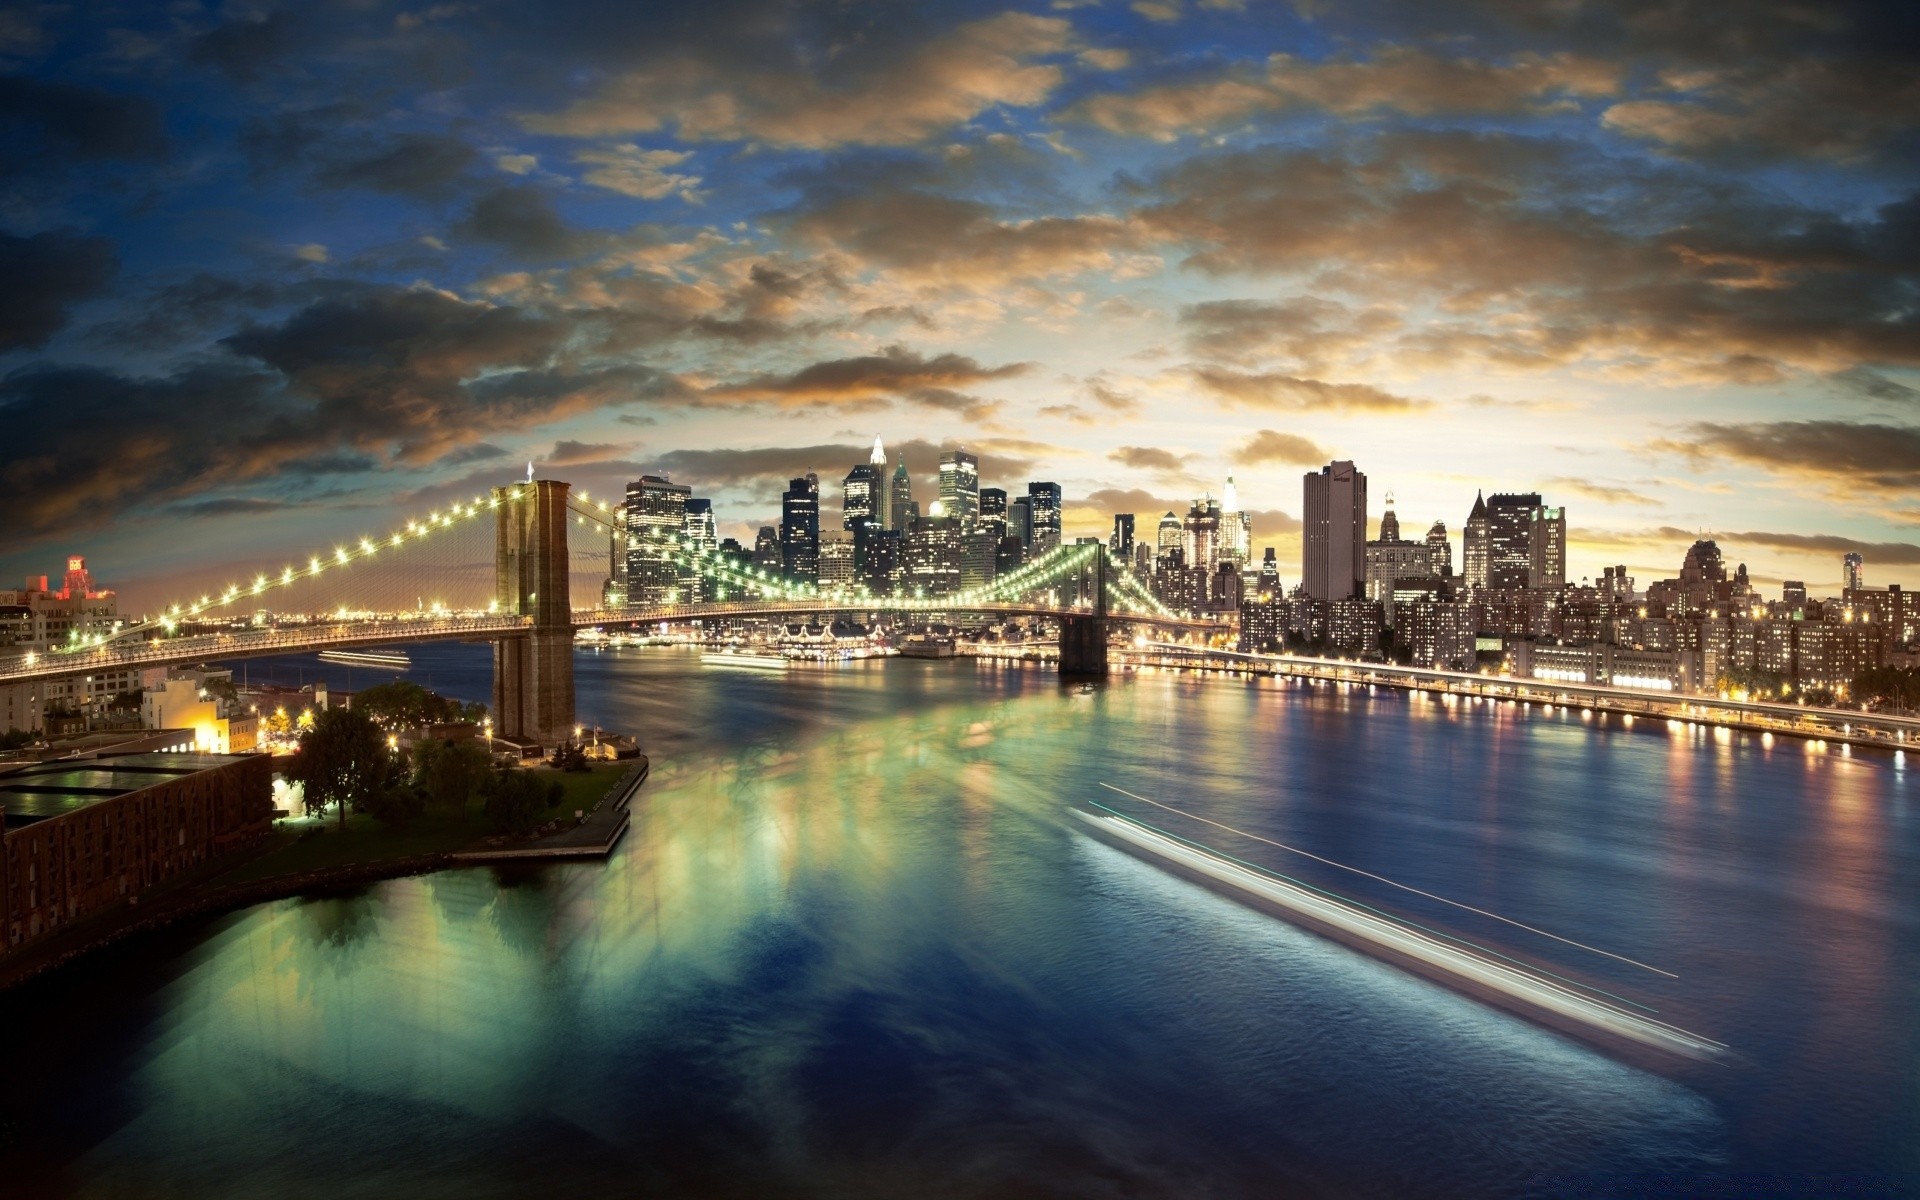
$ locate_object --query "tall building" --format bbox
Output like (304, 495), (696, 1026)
(1184, 496), (1221, 575)
(905, 511), (962, 596)
(889, 457), (917, 531)
(1302, 460), (1367, 601)
(1364, 494), (1433, 627)
(1425, 520), (1452, 578)
(1027, 482), (1062, 554)
(1486, 493), (1541, 590)
(1529, 504), (1567, 590)
(1783, 580), (1808, 606)
(843, 438), (885, 532)
(1463, 492), (1491, 590)
(1256, 547), (1281, 597)
(939, 448), (980, 529)
(1844, 552), (1865, 591)
(1156, 511), (1181, 557)
(1219, 475), (1251, 568)
(752, 526), (781, 572)
(1006, 496), (1032, 546)
(979, 487), (1008, 540)
(683, 498), (717, 601)
(819, 535), (856, 587)
(1110, 513), (1135, 564)
(625, 475), (692, 604)
(780, 474), (820, 584)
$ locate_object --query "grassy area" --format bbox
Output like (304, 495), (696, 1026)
(216, 809), (493, 886)
(542, 762), (630, 814)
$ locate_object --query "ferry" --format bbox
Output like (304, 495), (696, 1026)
(317, 649), (411, 670)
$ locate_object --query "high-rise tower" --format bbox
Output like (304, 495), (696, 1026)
(1302, 460), (1367, 601)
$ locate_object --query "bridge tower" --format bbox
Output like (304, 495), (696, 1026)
(492, 479), (575, 747)
(1058, 546), (1109, 678)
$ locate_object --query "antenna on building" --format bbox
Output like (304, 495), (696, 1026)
(526, 460), (535, 483)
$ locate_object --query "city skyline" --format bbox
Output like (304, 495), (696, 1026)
(2, 2), (1917, 602)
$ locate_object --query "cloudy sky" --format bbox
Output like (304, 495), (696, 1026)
(1, 0), (1916, 609)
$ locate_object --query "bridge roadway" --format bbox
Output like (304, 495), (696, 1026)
(0, 602), (1216, 686)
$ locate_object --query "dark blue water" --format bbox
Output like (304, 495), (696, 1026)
(3, 645), (1916, 1197)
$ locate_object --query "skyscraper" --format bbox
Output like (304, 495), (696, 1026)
(1008, 496), (1033, 546)
(889, 456), (916, 531)
(1027, 482), (1062, 553)
(1220, 475), (1251, 568)
(1110, 513), (1135, 564)
(1183, 496), (1221, 575)
(780, 474), (819, 584)
(1365, 493), (1433, 627)
(684, 497), (717, 600)
(1463, 492), (1491, 590)
(1528, 504), (1566, 590)
(1485, 493), (1541, 589)
(1425, 520), (1452, 578)
(1156, 511), (1181, 557)
(843, 438), (885, 532)
(1844, 552), (1865, 591)
(939, 448), (980, 529)
(1302, 460), (1367, 601)
(1257, 547), (1281, 597)
(625, 475), (692, 605)
(753, 526), (781, 572)
(979, 487), (1008, 540)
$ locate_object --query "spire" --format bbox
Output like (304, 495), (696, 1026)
(870, 435), (886, 465)
(1222, 473), (1238, 512)
(1469, 489), (1486, 520)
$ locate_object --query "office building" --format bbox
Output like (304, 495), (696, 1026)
(780, 474), (820, 584)
(1110, 514), (1135, 564)
(889, 457), (916, 532)
(979, 488), (1008, 540)
(1219, 475), (1251, 568)
(625, 475), (692, 605)
(939, 448), (980, 529)
(1783, 580), (1807, 607)
(1425, 521), (1452, 578)
(753, 526), (782, 572)
(1844, 553), (1865, 592)
(1027, 483), (1062, 554)
(1157, 512), (1181, 557)
(1184, 496), (1221, 575)
(1256, 547), (1281, 598)
(1008, 496), (1033, 546)
(905, 512), (962, 596)
(1463, 492), (1491, 590)
(1486, 493), (1541, 589)
(1364, 495), (1435, 627)
(1529, 504), (1567, 590)
(1302, 460), (1367, 601)
(819, 535), (856, 587)
(844, 437), (886, 532)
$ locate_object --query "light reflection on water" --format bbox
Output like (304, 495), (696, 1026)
(2, 646), (1916, 1197)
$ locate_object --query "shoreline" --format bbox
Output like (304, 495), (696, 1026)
(0, 757), (647, 994)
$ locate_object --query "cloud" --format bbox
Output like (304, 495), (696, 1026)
(708, 344), (1031, 412)
(1544, 477), (1658, 507)
(0, 230), (117, 351)
(455, 185), (602, 259)
(523, 12), (1074, 149)
(1830, 367), (1920, 406)
(1067, 47), (1620, 140)
(0, 75), (166, 162)
(188, 11), (295, 82)
(1600, 58), (1920, 163)
(312, 131), (479, 198)
(1180, 296), (1401, 370)
(574, 143), (702, 201)
(1192, 367), (1425, 411)
(1232, 429), (1328, 465)
(1656, 420), (1920, 491)
(1109, 445), (1190, 472)
(546, 439), (636, 466)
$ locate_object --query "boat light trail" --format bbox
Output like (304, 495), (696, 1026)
(1075, 806), (1727, 1061)
(1099, 782), (1677, 980)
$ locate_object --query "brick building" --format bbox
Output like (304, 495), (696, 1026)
(0, 753), (274, 953)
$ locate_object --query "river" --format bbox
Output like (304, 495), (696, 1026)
(2, 645), (1915, 1197)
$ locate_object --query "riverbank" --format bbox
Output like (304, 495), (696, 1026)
(0, 757), (647, 992)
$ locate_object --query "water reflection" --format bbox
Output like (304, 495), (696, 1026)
(1, 648), (1915, 1195)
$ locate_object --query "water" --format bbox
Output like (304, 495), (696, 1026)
(4, 645), (1917, 1197)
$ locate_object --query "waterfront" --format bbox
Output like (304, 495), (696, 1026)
(3, 645), (1916, 1196)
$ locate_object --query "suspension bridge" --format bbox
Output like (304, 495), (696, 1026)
(5, 478), (1211, 746)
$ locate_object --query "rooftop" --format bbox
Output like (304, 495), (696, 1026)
(0, 753), (251, 827)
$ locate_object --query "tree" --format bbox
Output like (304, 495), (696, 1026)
(484, 769), (563, 835)
(549, 739), (589, 772)
(1853, 666), (1920, 712)
(354, 680), (490, 732)
(264, 707), (292, 737)
(288, 707), (392, 831)
(413, 738), (494, 813)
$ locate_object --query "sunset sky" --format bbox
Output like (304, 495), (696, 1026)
(2, 0), (1916, 609)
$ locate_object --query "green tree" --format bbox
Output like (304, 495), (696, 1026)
(549, 739), (589, 772)
(413, 738), (494, 812)
(484, 769), (563, 835)
(1853, 666), (1920, 711)
(288, 707), (393, 831)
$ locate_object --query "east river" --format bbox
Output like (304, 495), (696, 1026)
(3, 646), (1916, 1197)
